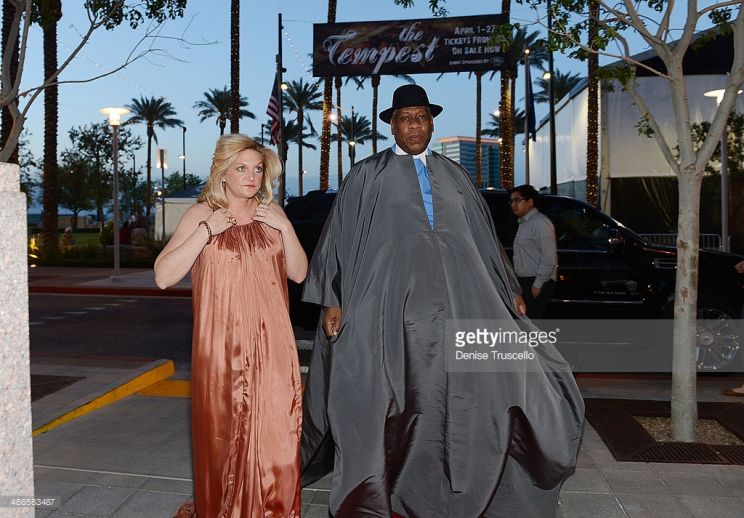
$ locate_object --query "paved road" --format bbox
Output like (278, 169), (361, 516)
(30, 293), (314, 367)
(30, 294), (194, 363)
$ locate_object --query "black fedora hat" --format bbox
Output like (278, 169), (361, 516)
(379, 84), (443, 124)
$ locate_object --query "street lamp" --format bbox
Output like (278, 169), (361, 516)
(704, 88), (742, 253)
(180, 126), (186, 190)
(348, 105), (356, 166)
(156, 148), (168, 241)
(100, 106), (129, 281)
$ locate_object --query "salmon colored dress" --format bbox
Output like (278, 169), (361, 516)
(177, 222), (302, 518)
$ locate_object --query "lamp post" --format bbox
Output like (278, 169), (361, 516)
(180, 126), (187, 190)
(100, 107), (129, 281)
(157, 148), (168, 241)
(349, 106), (356, 166)
(704, 88), (741, 253)
(546, 0), (557, 194)
(523, 48), (531, 184)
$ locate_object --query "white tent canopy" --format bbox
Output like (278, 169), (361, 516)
(154, 184), (204, 241)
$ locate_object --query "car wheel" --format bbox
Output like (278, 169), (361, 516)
(696, 299), (741, 372)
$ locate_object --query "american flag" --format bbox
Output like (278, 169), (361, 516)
(266, 76), (281, 146)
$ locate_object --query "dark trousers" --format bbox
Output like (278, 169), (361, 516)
(518, 277), (556, 319)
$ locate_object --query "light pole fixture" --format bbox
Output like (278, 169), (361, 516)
(156, 148), (168, 241)
(492, 109), (500, 117)
(704, 88), (741, 253)
(100, 106), (129, 281)
(547, 0), (557, 195)
(180, 126), (187, 190)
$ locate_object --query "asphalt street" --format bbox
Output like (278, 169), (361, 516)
(30, 294), (194, 363)
(29, 293), (314, 367)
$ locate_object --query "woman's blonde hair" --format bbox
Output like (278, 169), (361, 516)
(198, 134), (282, 209)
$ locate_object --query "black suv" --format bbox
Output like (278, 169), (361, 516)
(286, 189), (744, 371)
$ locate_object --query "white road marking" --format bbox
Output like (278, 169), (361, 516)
(43, 316), (66, 320)
(64, 311), (88, 315)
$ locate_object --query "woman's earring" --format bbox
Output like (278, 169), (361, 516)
(221, 180), (226, 189)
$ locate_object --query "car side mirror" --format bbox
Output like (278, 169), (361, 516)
(608, 228), (624, 250)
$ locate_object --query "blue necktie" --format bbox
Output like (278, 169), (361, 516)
(414, 157), (434, 228)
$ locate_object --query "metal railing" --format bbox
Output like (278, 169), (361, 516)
(639, 233), (722, 251)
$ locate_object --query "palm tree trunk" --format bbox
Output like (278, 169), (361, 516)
(499, 70), (514, 188)
(145, 127), (153, 220)
(371, 74), (380, 154)
(229, 0), (240, 133)
(298, 111), (304, 196)
(42, 0), (62, 255)
(498, 0), (514, 189)
(475, 71), (483, 187)
(586, 0), (600, 206)
(335, 76), (343, 187)
(1, 0), (19, 165)
(319, 0), (337, 190)
(220, 118), (225, 135)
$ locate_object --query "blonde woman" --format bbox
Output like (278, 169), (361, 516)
(155, 135), (307, 517)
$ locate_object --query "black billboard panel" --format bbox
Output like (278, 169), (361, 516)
(313, 14), (507, 77)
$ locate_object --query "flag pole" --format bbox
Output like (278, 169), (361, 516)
(276, 12), (286, 205)
(524, 47), (531, 185)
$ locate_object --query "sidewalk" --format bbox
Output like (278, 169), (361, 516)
(28, 267), (744, 517)
(31, 368), (744, 518)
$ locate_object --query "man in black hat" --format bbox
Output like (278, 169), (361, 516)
(301, 84), (583, 517)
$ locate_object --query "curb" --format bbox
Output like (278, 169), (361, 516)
(29, 286), (192, 297)
(32, 359), (175, 436)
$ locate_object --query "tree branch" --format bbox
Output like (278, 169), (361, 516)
(695, 3), (744, 170)
(656, 0), (675, 41)
(675, 0), (701, 62)
(547, 11), (673, 79)
(698, 0), (743, 18)
(626, 74), (680, 173)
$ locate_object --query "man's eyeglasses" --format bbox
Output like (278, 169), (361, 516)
(509, 197), (526, 204)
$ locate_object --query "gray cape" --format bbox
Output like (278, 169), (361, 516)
(301, 148), (584, 517)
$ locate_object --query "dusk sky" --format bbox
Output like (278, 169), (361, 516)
(20, 1), (703, 201)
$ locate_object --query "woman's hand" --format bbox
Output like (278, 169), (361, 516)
(253, 202), (290, 233)
(205, 208), (237, 235)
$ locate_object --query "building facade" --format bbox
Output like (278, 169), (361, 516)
(433, 136), (501, 188)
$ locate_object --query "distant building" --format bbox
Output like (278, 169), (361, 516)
(433, 136), (501, 188)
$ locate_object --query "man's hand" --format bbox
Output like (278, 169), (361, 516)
(531, 286), (541, 299)
(323, 306), (342, 337)
(514, 295), (527, 316)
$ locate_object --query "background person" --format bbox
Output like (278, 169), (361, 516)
(155, 134), (307, 517)
(510, 185), (558, 319)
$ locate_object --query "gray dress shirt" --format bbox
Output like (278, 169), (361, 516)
(513, 207), (558, 289)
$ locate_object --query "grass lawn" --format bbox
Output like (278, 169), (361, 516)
(72, 233), (101, 246)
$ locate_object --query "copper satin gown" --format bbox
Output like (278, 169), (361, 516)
(177, 222), (303, 518)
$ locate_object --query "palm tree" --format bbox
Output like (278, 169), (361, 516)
(283, 119), (318, 196)
(230, 0), (240, 133)
(332, 112), (387, 165)
(334, 76), (343, 187)
(484, 109), (526, 138)
(126, 96), (183, 219)
(38, 0), (62, 254)
(319, 0), (337, 190)
(534, 70), (583, 104)
(1, 1), (19, 165)
(499, 27), (547, 188)
(194, 87), (255, 135)
(284, 78), (323, 196)
(587, 0), (600, 207)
